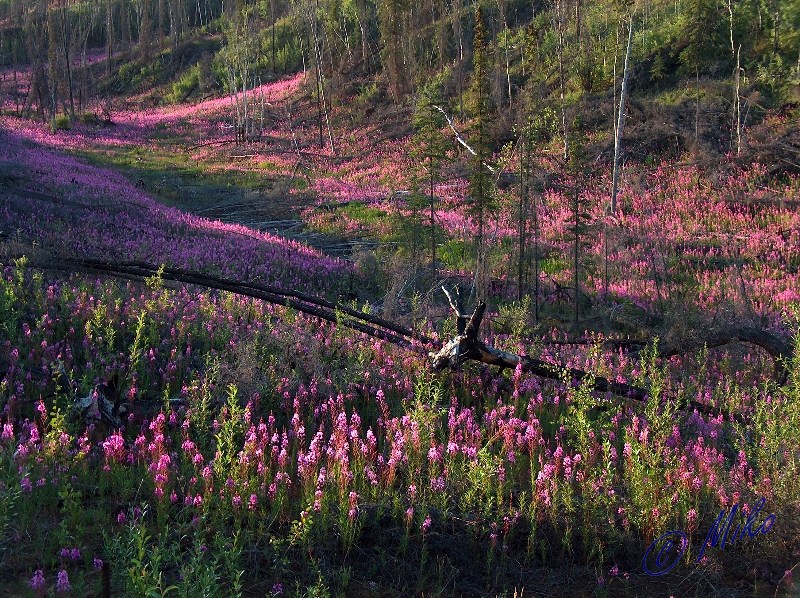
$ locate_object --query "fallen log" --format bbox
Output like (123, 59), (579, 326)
(11, 255), (790, 419)
(539, 326), (792, 385)
(16, 255), (433, 351)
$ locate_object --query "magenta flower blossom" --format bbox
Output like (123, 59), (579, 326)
(422, 515), (432, 534)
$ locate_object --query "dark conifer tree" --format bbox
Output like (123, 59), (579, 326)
(412, 74), (450, 271)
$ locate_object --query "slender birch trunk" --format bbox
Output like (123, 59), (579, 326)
(610, 13), (634, 215)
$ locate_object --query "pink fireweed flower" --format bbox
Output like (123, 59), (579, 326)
(422, 515), (432, 534)
(1, 423), (13, 441)
(248, 494), (257, 510)
(102, 433), (126, 463)
(687, 508), (698, 532)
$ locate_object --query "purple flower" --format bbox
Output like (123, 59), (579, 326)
(56, 569), (71, 593)
(30, 569), (45, 590)
(93, 557), (104, 570)
(271, 582), (284, 596)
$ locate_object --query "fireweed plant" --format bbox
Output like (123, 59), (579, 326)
(1, 255), (799, 594)
(0, 73), (798, 595)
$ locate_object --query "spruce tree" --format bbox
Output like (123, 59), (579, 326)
(468, 4), (497, 302)
(412, 74), (449, 271)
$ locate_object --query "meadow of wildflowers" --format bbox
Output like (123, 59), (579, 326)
(1, 67), (799, 597)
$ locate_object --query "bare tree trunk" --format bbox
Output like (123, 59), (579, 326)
(573, 182), (580, 327)
(533, 182), (539, 322)
(106, 0), (114, 75)
(517, 134), (528, 301)
(734, 45), (742, 155)
(271, 0), (276, 73)
(139, 0), (151, 62)
(307, 2), (335, 154)
(158, 0), (166, 40)
(123, 0), (131, 48)
(772, 1), (779, 57)
(694, 66), (700, 153)
(47, 5), (60, 123)
(61, 0), (75, 118)
(610, 13), (633, 215)
(451, 0), (463, 62)
(430, 153), (436, 271)
(554, 0), (568, 160)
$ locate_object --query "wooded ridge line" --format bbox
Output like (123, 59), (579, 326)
(6, 254), (793, 420)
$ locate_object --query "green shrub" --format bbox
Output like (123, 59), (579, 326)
(168, 64), (201, 104)
(50, 114), (71, 132)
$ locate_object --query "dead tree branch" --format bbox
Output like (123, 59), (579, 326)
(432, 105), (497, 175)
